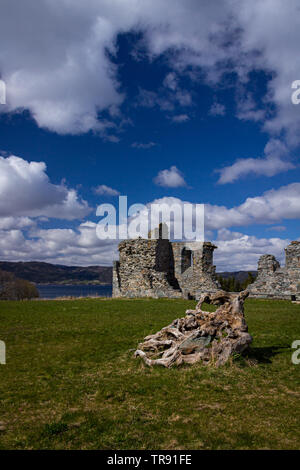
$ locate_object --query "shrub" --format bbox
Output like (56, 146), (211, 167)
(0, 269), (39, 300)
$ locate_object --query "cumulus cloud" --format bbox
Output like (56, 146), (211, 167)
(0, 223), (118, 266)
(0, 187), (299, 268)
(233, 0), (300, 146)
(0, 155), (90, 219)
(0, 1), (126, 135)
(0, 220), (290, 271)
(125, 196), (292, 271)
(217, 139), (295, 184)
(2, 1), (300, 269)
(213, 230), (289, 271)
(131, 183), (300, 235)
(0, 0), (299, 152)
(0, 0), (300, 152)
(154, 166), (187, 188)
(216, 228), (244, 241)
(236, 183), (300, 224)
(205, 183), (300, 229)
(0, 218), (290, 272)
(0, 216), (35, 230)
(93, 184), (120, 196)
(217, 155), (294, 184)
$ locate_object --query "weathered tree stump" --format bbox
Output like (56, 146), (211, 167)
(134, 290), (252, 367)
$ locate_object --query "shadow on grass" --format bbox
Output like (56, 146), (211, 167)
(246, 345), (288, 364)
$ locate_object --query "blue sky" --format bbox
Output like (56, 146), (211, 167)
(0, 1), (300, 271)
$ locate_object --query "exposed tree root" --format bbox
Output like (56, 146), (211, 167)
(134, 290), (252, 368)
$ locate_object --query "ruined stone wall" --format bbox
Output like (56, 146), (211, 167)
(285, 241), (300, 269)
(248, 241), (300, 300)
(171, 242), (219, 298)
(112, 236), (219, 299)
(112, 238), (182, 298)
(192, 243), (220, 298)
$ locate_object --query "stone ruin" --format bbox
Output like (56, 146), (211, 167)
(112, 224), (220, 299)
(113, 221), (300, 301)
(134, 290), (252, 367)
(248, 241), (300, 301)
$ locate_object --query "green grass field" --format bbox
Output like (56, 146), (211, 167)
(0, 297), (299, 450)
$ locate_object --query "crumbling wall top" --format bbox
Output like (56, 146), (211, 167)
(285, 241), (300, 269)
(257, 254), (280, 273)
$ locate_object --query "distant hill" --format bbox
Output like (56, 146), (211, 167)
(217, 271), (257, 282)
(0, 261), (113, 285)
(0, 262), (255, 287)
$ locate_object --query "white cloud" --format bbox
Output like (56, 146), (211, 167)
(217, 156), (294, 184)
(0, 1), (127, 135)
(0, 187), (299, 269)
(130, 183), (300, 235)
(237, 183), (300, 223)
(131, 142), (157, 149)
(136, 89), (159, 108)
(236, 94), (265, 122)
(137, 87), (192, 113)
(0, 0), (298, 151)
(0, 216), (35, 230)
(0, 223), (118, 266)
(0, 155), (90, 219)
(105, 135), (121, 143)
(233, 0), (300, 146)
(217, 139), (295, 184)
(0, 219), (291, 271)
(171, 114), (190, 123)
(209, 102), (225, 116)
(154, 166), (187, 188)
(163, 72), (178, 91)
(216, 228), (244, 241)
(175, 91), (192, 107)
(93, 184), (120, 196)
(213, 230), (289, 271)
(206, 182), (300, 229)
(266, 225), (286, 232)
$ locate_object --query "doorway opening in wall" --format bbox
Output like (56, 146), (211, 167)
(187, 292), (195, 300)
(181, 247), (192, 273)
(291, 295), (296, 301)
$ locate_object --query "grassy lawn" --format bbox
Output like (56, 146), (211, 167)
(0, 297), (300, 450)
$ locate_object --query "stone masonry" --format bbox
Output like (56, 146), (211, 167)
(113, 225), (219, 299)
(248, 241), (300, 300)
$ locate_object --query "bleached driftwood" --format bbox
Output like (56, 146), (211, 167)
(134, 290), (252, 368)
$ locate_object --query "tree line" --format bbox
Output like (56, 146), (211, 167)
(216, 272), (256, 292)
